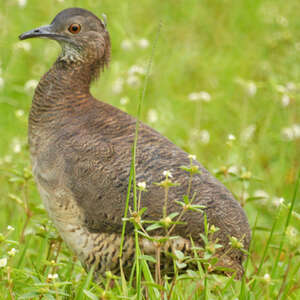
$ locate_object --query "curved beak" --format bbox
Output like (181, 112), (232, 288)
(19, 24), (56, 40)
(19, 24), (80, 48)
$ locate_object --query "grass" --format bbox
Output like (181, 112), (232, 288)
(0, 0), (300, 299)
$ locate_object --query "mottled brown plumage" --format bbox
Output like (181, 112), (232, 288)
(19, 8), (251, 279)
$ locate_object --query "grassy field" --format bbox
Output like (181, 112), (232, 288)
(0, 0), (299, 299)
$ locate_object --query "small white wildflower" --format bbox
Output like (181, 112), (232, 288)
(228, 165), (239, 175)
(0, 77), (4, 89)
(241, 124), (256, 142)
(198, 91), (211, 102)
(188, 91), (211, 102)
(272, 197), (285, 207)
(14, 41), (31, 52)
(276, 84), (286, 93)
(228, 134), (236, 141)
(247, 82), (257, 96)
(126, 74), (141, 88)
(281, 94), (290, 107)
(4, 155), (12, 163)
(48, 273), (59, 280)
(263, 273), (271, 283)
(7, 225), (15, 231)
(137, 182), (146, 190)
(286, 226), (298, 238)
(0, 258), (7, 268)
(254, 190), (269, 200)
(188, 92), (200, 101)
(112, 77), (124, 94)
(276, 16), (288, 27)
(295, 42), (300, 51)
(188, 154), (196, 160)
(241, 191), (249, 200)
(163, 170), (173, 178)
(281, 124), (300, 141)
(120, 97), (129, 105)
(128, 65), (146, 76)
(15, 109), (25, 118)
(18, 0), (27, 7)
(281, 127), (294, 140)
(24, 79), (38, 92)
(121, 39), (133, 51)
(199, 130), (210, 144)
(8, 248), (17, 257)
(11, 138), (22, 154)
(147, 109), (158, 123)
(138, 38), (150, 49)
(286, 82), (296, 91)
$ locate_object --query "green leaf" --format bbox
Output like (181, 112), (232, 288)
(174, 249), (185, 260)
(83, 290), (99, 300)
(139, 255), (156, 263)
(168, 212), (179, 219)
(146, 223), (163, 231)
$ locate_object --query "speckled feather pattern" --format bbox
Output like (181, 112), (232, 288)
(25, 8), (251, 279)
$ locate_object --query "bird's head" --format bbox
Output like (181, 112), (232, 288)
(19, 8), (110, 67)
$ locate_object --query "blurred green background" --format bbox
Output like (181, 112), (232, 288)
(0, 0), (299, 298)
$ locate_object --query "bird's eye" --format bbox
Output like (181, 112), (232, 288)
(68, 23), (81, 34)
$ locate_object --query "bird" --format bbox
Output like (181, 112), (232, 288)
(19, 7), (251, 279)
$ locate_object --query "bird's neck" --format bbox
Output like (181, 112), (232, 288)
(30, 59), (102, 119)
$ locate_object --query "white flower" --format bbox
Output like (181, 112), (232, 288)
(126, 75), (141, 88)
(254, 190), (269, 199)
(138, 38), (150, 49)
(281, 124), (300, 141)
(8, 248), (17, 257)
(121, 39), (133, 51)
(4, 155), (12, 163)
(0, 258), (7, 268)
(235, 78), (257, 96)
(137, 182), (146, 190)
(128, 65), (146, 76)
(112, 77), (124, 94)
(48, 273), (59, 280)
(0, 77), (4, 89)
(228, 165), (239, 175)
(188, 91), (211, 102)
(247, 82), (257, 96)
(15, 109), (25, 118)
(263, 273), (271, 283)
(120, 97), (129, 105)
(24, 79), (38, 92)
(228, 134), (236, 141)
(286, 82), (296, 91)
(7, 225), (15, 231)
(11, 138), (22, 153)
(241, 124), (256, 142)
(14, 41), (31, 51)
(281, 94), (290, 107)
(272, 197), (285, 207)
(199, 130), (210, 144)
(18, 0), (27, 7)
(163, 170), (173, 178)
(188, 154), (196, 160)
(276, 84), (286, 93)
(147, 109), (158, 123)
(286, 226), (298, 238)
(276, 16), (288, 27)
